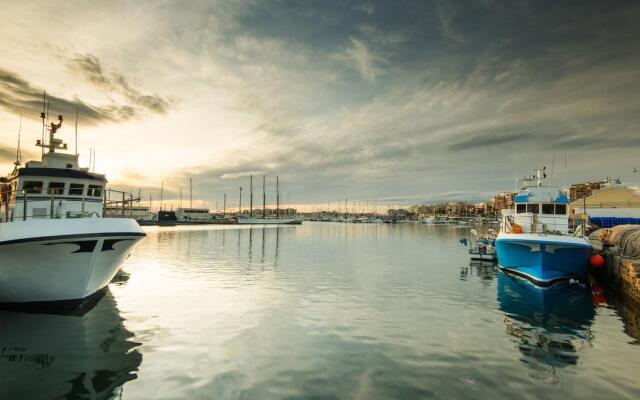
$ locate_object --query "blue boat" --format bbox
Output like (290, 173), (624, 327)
(495, 168), (593, 285)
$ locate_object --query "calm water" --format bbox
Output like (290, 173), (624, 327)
(1, 223), (640, 399)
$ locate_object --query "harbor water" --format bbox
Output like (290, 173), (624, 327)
(1, 222), (639, 399)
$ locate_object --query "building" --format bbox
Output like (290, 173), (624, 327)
(492, 192), (515, 213)
(175, 207), (211, 221)
(387, 209), (411, 220)
(570, 185), (640, 227)
(104, 205), (150, 219)
(569, 179), (620, 202)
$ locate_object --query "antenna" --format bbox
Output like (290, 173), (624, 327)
(75, 106), (79, 156)
(15, 114), (22, 167)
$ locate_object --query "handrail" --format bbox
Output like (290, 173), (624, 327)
(0, 188), (103, 222)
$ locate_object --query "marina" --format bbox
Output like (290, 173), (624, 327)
(2, 1), (640, 398)
(2, 222), (639, 398)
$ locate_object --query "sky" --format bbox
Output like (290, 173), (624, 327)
(1, 0), (639, 211)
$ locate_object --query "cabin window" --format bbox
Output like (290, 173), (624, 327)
(516, 204), (526, 214)
(87, 185), (103, 197)
(542, 204), (555, 215)
(22, 181), (43, 194)
(555, 204), (567, 215)
(526, 204), (539, 214)
(47, 182), (65, 195)
(69, 183), (84, 195)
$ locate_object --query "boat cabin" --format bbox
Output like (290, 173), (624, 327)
(500, 170), (570, 235)
(0, 115), (106, 223)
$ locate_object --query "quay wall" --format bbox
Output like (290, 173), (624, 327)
(597, 225), (640, 305)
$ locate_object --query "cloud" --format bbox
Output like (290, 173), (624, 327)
(221, 171), (266, 179)
(0, 68), (122, 125)
(0, 66), (171, 125)
(346, 37), (379, 81)
(66, 53), (173, 114)
(447, 132), (530, 151)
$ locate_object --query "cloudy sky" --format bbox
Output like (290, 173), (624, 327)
(1, 0), (639, 211)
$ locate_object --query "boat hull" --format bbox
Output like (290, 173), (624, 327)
(0, 218), (145, 303)
(495, 233), (592, 284)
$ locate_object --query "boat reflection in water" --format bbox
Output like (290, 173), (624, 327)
(497, 271), (595, 383)
(0, 290), (142, 399)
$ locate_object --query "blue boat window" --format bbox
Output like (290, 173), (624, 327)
(526, 204), (539, 214)
(542, 204), (554, 214)
(555, 204), (567, 215)
(516, 204), (526, 213)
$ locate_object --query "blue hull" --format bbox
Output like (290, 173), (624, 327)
(495, 238), (592, 284)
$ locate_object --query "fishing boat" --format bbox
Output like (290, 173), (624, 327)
(495, 168), (592, 285)
(468, 229), (497, 262)
(0, 111), (145, 305)
(236, 218), (301, 225)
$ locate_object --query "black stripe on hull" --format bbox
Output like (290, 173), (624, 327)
(0, 287), (107, 316)
(0, 232), (146, 247)
(44, 240), (98, 253)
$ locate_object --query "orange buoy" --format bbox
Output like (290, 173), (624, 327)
(511, 224), (523, 234)
(590, 254), (606, 268)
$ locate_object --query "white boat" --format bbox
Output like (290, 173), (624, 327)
(0, 112), (145, 304)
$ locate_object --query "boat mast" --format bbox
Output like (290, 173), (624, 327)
(160, 181), (164, 211)
(180, 187), (183, 208)
(239, 186), (243, 215)
(249, 174), (253, 218)
(276, 176), (280, 219)
(262, 175), (266, 219)
(189, 177), (193, 208)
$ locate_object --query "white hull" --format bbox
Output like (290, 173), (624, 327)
(0, 218), (145, 303)
(236, 218), (301, 225)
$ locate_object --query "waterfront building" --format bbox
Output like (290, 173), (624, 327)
(570, 185), (640, 227)
(175, 207), (211, 221)
(104, 205), (151, 219)
(569, 179), (620, 202)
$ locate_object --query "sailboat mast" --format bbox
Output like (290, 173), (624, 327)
(249, 175), (253, 218)
(189, 177), (193, 208)
(262, 175), (266, 219)
(276, 176), (280, 219)
(160, 181), (164, 211)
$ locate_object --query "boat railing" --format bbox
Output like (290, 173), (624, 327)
(502, 214), (577, 236)
(0, 188), (101, 222)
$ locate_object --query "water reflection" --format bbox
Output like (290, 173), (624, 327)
(497, 272), (595, 383)
(0, 290), (142, 399)
(460, 261), (498, 285)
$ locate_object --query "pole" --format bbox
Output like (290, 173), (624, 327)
(189, 177), (193, 208)
(160, 181), (164, 211)
(262, 175), (266, 219)
(249, 175), (253, 218)
(23, 190), (27, 221)
(239, 187), (243, 214)
(276, 176), (280, 219)
(75, 106), (78, 156)
(223, 193), (227, 216)
(180, 187), (182, 209)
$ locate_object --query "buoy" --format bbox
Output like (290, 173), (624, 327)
(590, 254), (606, 268)
(511, 224), (522, 234)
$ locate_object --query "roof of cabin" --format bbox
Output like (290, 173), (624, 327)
(14, 167), (107, 182)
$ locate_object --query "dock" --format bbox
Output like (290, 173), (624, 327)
(594, 225), (640, 305)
